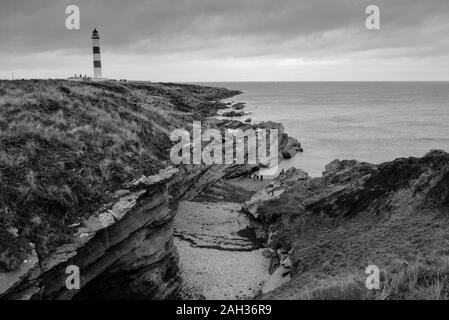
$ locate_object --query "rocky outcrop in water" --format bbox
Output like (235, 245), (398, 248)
(207, 119), (303, 164)
(231, 102), (246, 110)
(222, 110), (248, 117)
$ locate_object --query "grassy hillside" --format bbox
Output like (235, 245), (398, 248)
(257, 151), (449, 299)
(0, 79), (238, 271)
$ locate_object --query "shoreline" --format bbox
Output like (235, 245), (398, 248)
(174, 177), (274, 300)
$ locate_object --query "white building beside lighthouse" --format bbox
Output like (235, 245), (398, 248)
(92, 29), (104, 80)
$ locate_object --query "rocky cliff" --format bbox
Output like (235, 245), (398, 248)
(1, 167), (176, 299)
(0, 162), (240, 299)
(243, 150), (449, 300)
(0, 80), (301, 300)
(0, 80), (240, 299)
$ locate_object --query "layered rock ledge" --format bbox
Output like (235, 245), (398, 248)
(1, 167), (181, 299)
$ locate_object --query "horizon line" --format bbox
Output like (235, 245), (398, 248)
(2, 78), (449, 83)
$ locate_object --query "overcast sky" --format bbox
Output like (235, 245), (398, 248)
(1, 0), (449, 81)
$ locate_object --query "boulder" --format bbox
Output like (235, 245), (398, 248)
(231, 102), (246, 110)
(222, 110), (247, 117)
(280, 136), (303, 159)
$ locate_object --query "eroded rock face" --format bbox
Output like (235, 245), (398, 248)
(258, 122), (303, 160)
(242, 167), (310, 220)
(0, 166), (215, 300)
(244, 150), (449, 299)
(0, 159), (254, 300)
(280, 136), (303, 159)
(205, 119), (303, 177)
(0, 119), (301, 300)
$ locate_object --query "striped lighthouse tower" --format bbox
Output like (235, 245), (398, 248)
(92, 29), (102, 79)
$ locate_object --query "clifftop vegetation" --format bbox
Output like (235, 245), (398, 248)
(0, 79), (238, 271)
(253, 151), (449, 300)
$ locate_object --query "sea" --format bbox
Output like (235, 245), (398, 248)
(199, 82), (449, 177)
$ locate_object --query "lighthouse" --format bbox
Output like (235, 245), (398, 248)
(92, 29), (103, 79)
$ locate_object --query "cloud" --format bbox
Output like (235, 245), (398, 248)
(1, 0), (449, 80)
